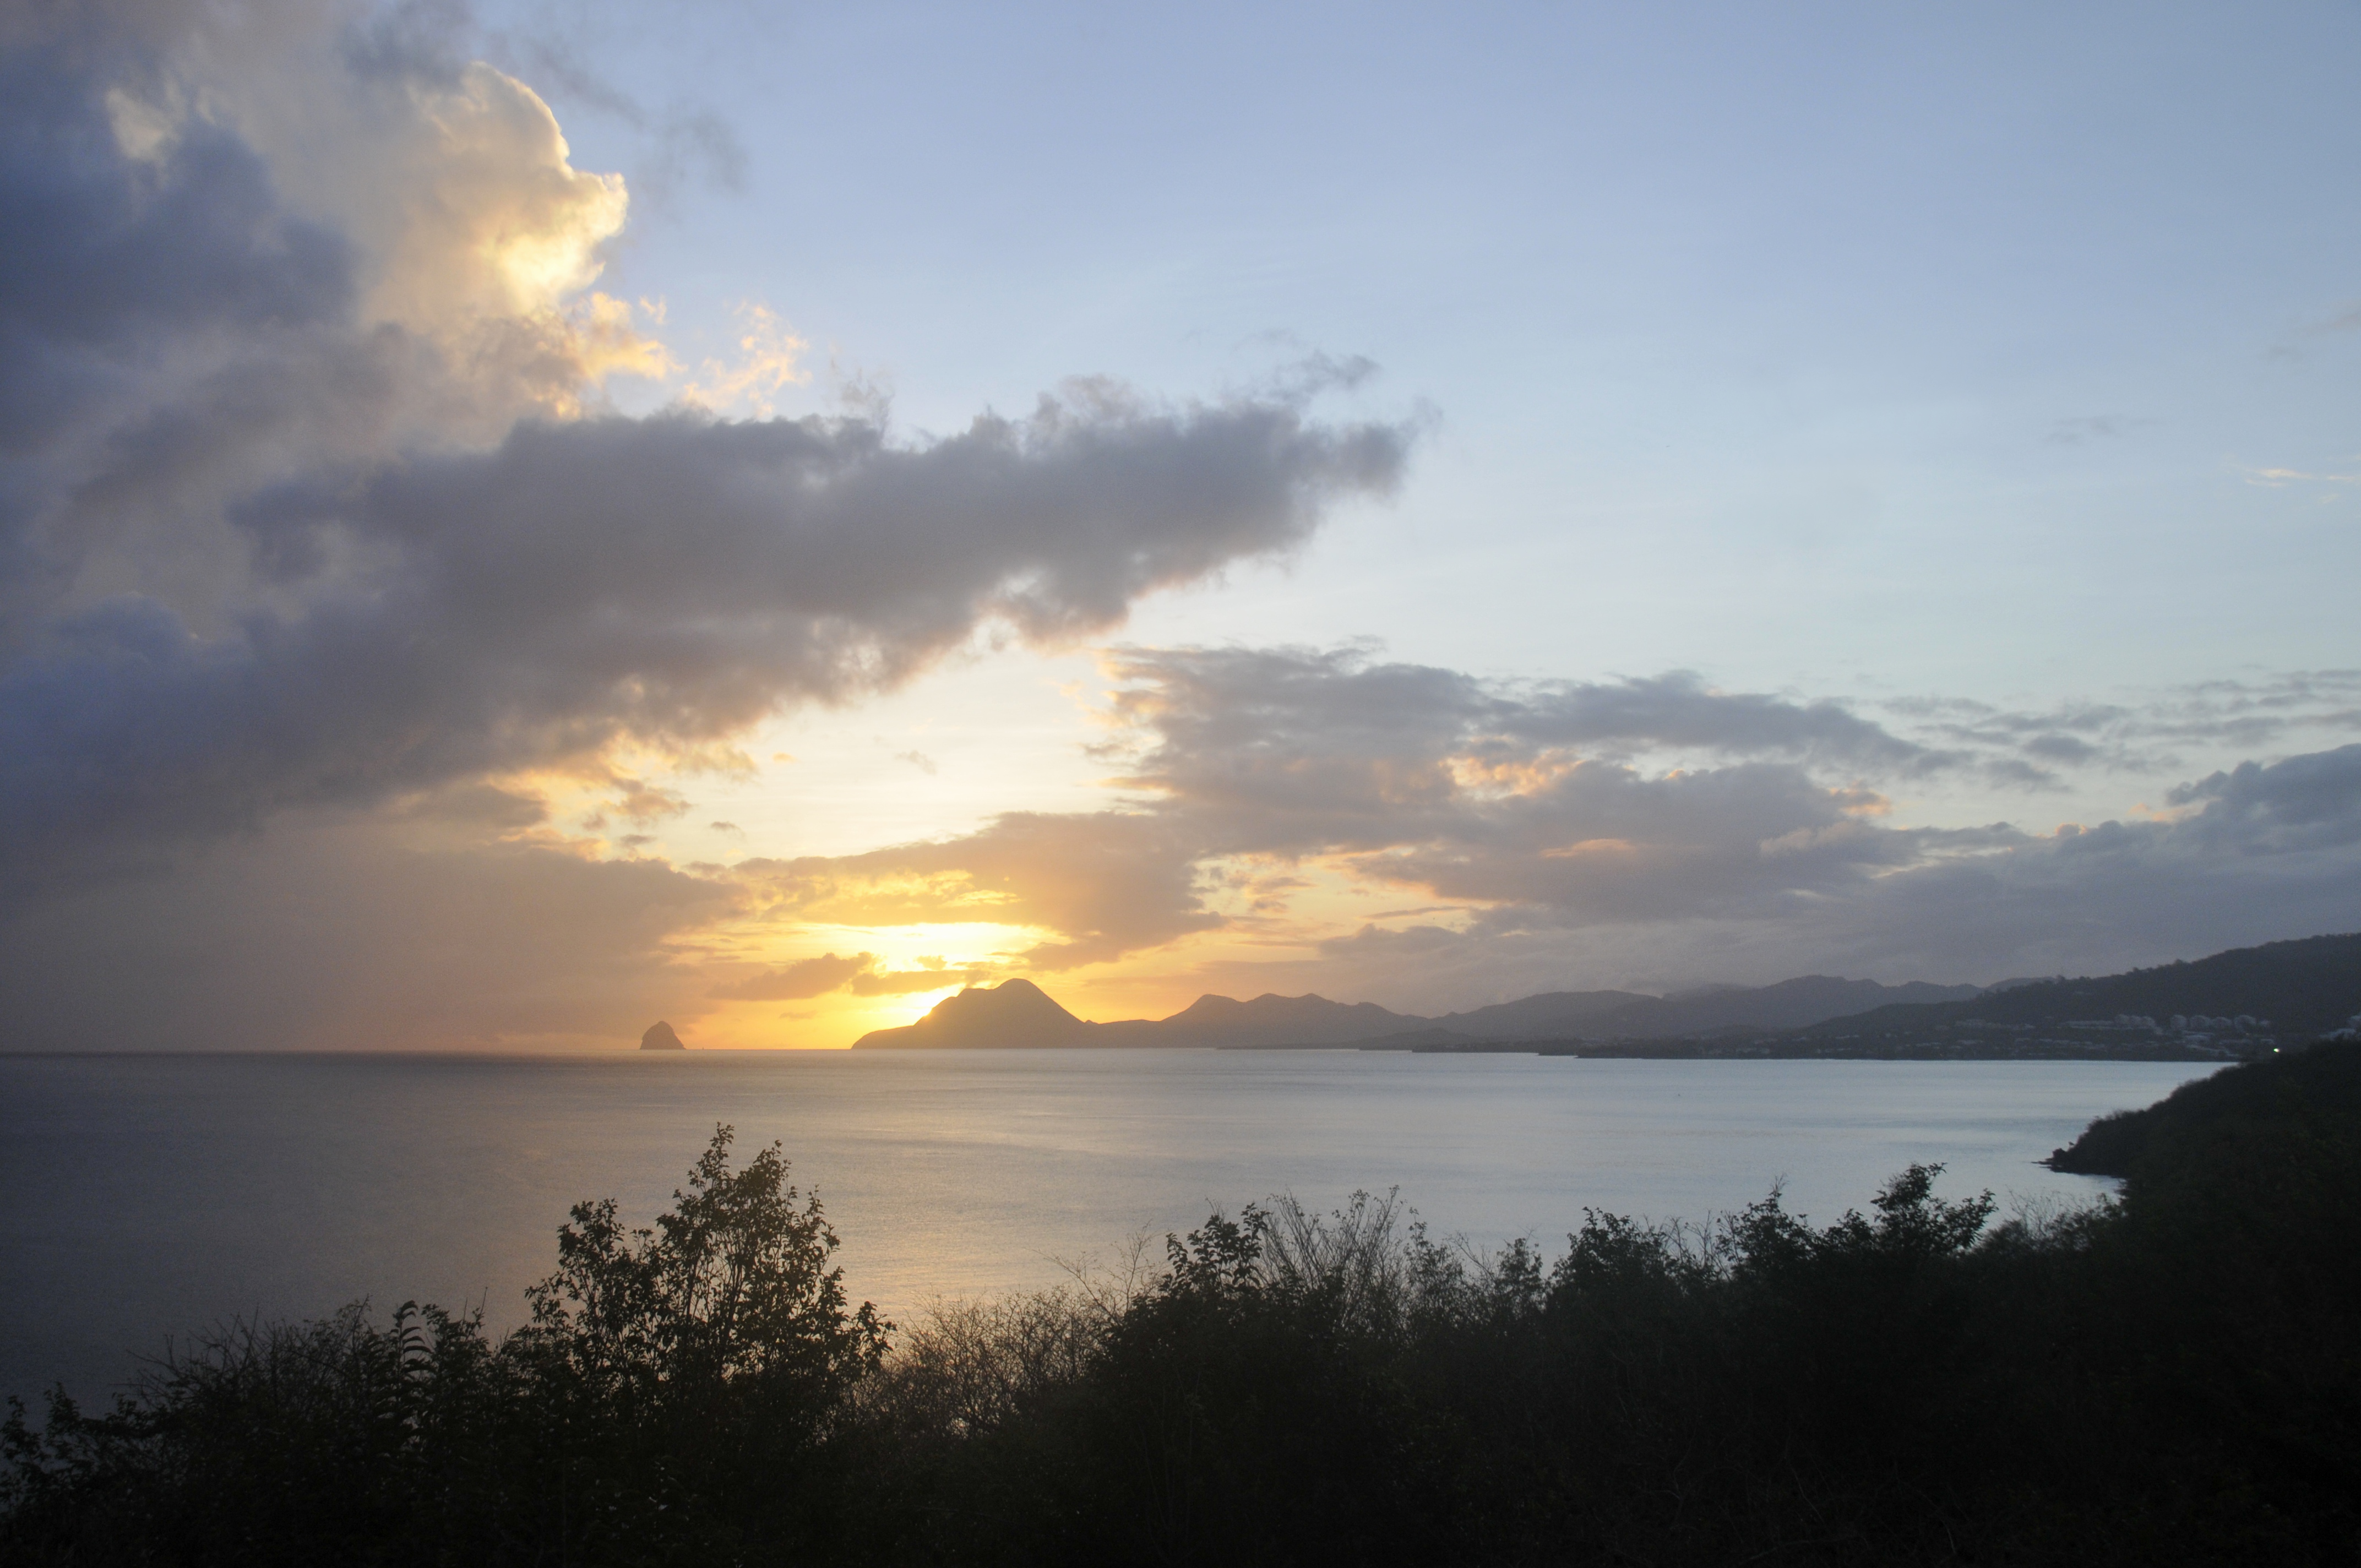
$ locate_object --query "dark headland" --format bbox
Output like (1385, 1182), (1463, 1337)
(639, 1020), (688, 1050)
(850, 978), (1087, 1049)
(852, 931), (2361, 1060)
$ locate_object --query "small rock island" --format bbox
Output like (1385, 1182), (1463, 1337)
(639, 1020), (688, 1050)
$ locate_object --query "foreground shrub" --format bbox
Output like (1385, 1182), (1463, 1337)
(3, 1126), (882, 1566)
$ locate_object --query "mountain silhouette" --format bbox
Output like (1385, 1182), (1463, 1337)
(1789, 933), (2361, 1044)
(853, 979), (1092, 1048)
(850, 976), (1979, 1050)
(846, 935), (2360, 1050)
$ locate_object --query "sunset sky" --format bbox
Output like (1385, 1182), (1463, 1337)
(6, 0), (2359, 1048)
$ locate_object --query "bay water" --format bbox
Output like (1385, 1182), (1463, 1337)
(0, 1050), (2213, 1402)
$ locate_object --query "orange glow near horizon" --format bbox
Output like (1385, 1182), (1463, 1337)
(651, 854), (1475, 1049)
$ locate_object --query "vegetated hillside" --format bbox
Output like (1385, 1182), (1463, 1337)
(1797, 932), (2361, 1043)
(2048, 1038), (2361, 1175)
(1588, 976), (1982, 1040)
(1208, 979), (1988, 1047)
(1383, 980), (1983, 1046)
(1429, 989), (1651, 1038)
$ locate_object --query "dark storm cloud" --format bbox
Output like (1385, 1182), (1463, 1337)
(753, 647), (2361, 993)
(0, 34), (358, 622)
(1339, 762), (1915, 929)
(1465, 752), (2361, 995)
(1098, 647), (1945, 839)
(1751, 757), (2361, 987)
(755, 650), (1955, 966)
(1, 399), (1406, 899)
(1510, 672), (1939, 768)
(1123, 647), (1943, 763)
(2164, 744), (2361, 852)
(0, 14), (1413, 906)
(0, 51), (350, 364)
(1236, 748), (2361, 1006)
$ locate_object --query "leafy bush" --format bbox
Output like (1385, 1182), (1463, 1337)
(3, 1126), (882, 1566)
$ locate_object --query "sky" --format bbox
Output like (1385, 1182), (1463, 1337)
(4, 0), (2359, 1049)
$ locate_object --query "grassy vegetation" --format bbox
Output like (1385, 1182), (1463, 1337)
(9, 1048), (2360, 1566)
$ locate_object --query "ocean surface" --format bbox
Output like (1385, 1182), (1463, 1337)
(0, 1050), (2216, 1402)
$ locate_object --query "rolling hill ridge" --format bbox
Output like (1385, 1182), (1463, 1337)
(850, 933), (2361, 1052)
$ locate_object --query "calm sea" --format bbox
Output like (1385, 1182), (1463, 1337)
(0, 1050), (2214, 1402)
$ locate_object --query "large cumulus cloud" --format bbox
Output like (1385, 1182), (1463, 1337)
(0, 4), (1412, 909)
(3, 398), (1404, 896)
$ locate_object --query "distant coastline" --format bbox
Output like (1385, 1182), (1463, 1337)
(854, 931), (2360, 1061)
